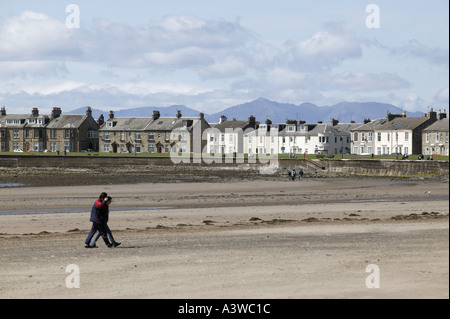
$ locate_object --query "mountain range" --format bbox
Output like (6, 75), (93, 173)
(67, 98), (425, 124)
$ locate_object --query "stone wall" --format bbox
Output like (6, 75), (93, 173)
(1, 155), (448, 178)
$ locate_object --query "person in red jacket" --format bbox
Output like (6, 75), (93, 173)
(89, 196), (121, 247)
(84, 192), (112, 248)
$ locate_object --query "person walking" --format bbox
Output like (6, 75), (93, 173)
(90, 196), (121, 247)
(291, 169), (296, 181)
(84, 192), (112, 248)
(299, 168), (304, 181)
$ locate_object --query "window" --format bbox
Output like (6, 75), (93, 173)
(65, 129), (70, 139)
(104, 132), (110, 140)
(87, 130), (96, 138)
(405, 132), (409, 142)
(354, 132), (358, 142)
(13, 129), (19, 138)
(50, 142), (57, 152)
(136, 132), (141, 141)
(368, 132), (373, 142)
(165, 132), (169, 141)
(426, 133), (429, 142)
(104, 144), (111, 152)
(436, 132), (440, 141)
(149, 144), (155, 153)
(121, 132), (125, 141)
(387, 133), (390, 142)
(377, 132), (381, 142)
(50, 129), (57, 139)
(34, 129), (39, 138)
(149, 132), (155, 141)
(135, 144), (141, 153)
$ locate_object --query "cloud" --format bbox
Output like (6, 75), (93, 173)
(433, 87), (449, 104)
(324, 72), (411, 92)
(391, 39), (449, 66)
(284, 28), (362, 72)
(0, 11), (83, 61)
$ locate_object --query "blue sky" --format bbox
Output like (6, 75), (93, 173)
(0, 0), (448, 116)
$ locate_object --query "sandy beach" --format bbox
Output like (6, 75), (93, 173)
(0, 177), (448, 299)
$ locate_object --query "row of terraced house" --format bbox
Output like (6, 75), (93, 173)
(0, 106), (448, 156)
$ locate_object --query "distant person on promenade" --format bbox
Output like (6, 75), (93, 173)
(84, 192), (113, 248)
(90, 196), (121, 248)
(291, 169), (296, 181)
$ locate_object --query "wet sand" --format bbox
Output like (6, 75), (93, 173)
(0, 177), (448, 299)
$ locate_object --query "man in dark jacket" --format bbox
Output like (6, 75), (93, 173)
(84, 192), (112, 248)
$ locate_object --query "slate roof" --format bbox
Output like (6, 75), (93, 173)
(351, 118), (388, 131)
(46, 114), (89, 129)
(422, 118), (449, 132)
(101, 117), (153, 131)
(376, 116), (431, 131)
(212, 120), (255, 133)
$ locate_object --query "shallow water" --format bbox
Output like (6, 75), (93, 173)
(0, 206), (172, 216)
(0, 183), (25, 188)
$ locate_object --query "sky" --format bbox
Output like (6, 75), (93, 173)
(0, 0), (448, 116)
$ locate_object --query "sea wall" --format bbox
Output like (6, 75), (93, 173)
(1, 155), (448, 178)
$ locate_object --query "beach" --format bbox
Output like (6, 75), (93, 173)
(0, 176), (448, 299)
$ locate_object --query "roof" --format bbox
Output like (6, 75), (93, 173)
(422, 118), (449, 132)
(145, 117), (184, 131)
(376, 116), (430, 131)
(211, 120), (255, 133)
(101, 117), (153, 131)
(46, 114), (88, 129)
(351, 118), (388, 131)
(0, 114), (28, 127)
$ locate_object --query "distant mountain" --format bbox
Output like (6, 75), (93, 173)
(67, 98), (425, 124)
(206, 98), (425, 123)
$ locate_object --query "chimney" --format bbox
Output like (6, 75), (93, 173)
(31, 107), (39, 117)
(51, 107), (62, 118)
(219, 115), (227, 123)
(265, 119), (272, 125)
(363, 118), (371, 124)
(199, 112), (204, 120)
(97, 114), (105, 126)
(109, 110), (114, 120)
(152, 110), (160, 121)
(427, 108), (437, 121)
(176, 110), (182, 118)
(331, 118), (339, 126)
(438, 109), (447, 120)
(387, 112), (402, 121)
(1, 106), (6, 116)
(86, 106), (92, 117)
(248, 115), (256, 128)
